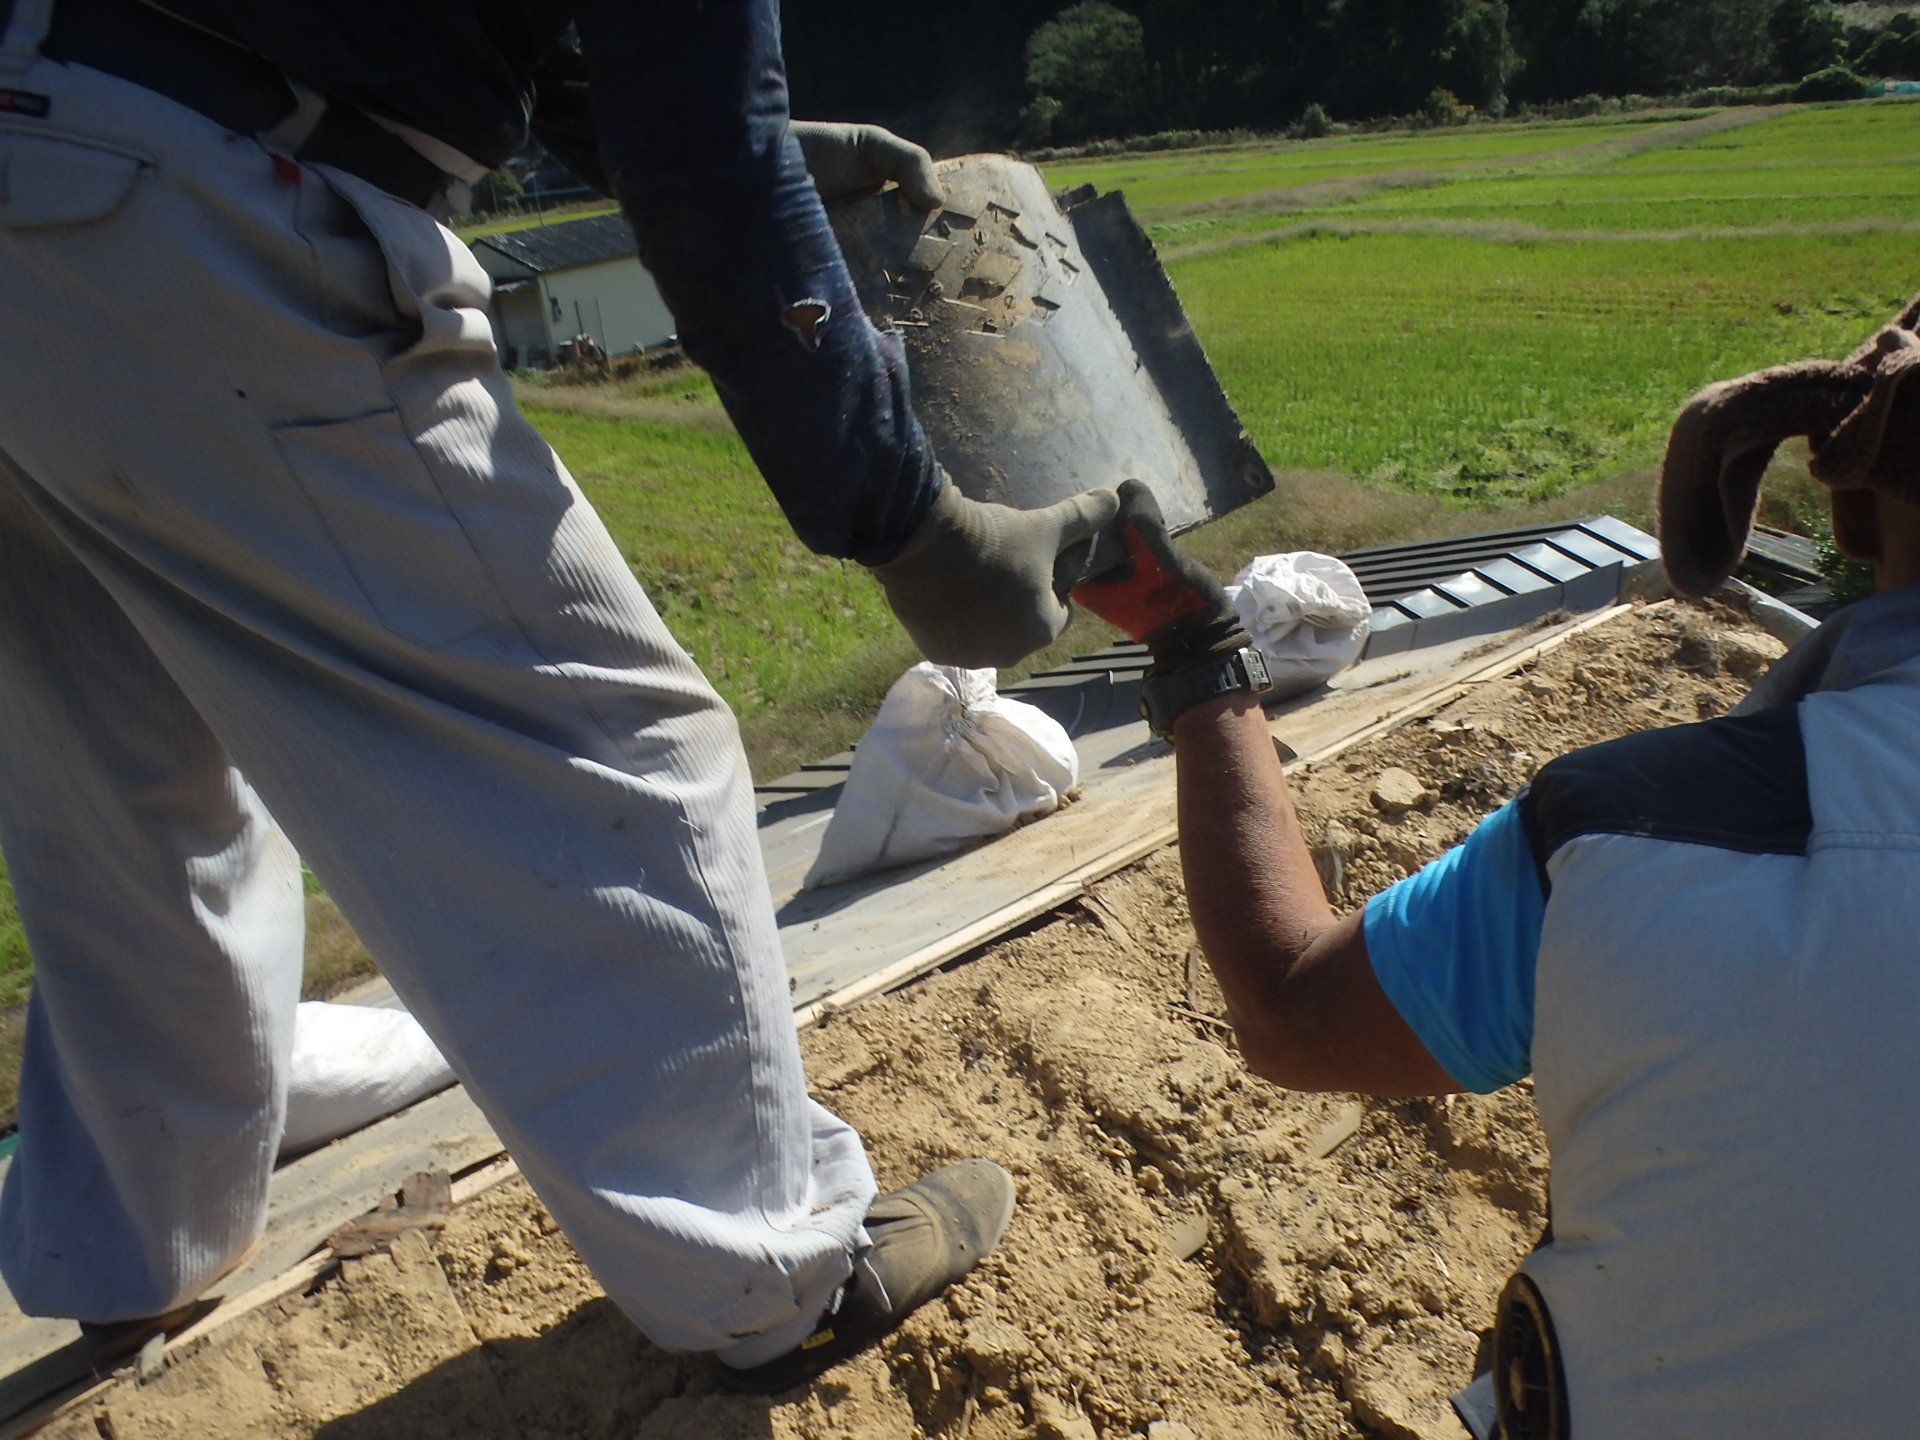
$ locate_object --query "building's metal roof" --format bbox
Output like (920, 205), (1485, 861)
(473, 213), (637, 274)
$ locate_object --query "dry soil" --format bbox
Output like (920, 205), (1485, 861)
(43, 599), (1786, 1440)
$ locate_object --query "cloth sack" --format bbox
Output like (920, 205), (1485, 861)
(805, 664), (1079, 889)
(1224, 552), (1371, 696)
(281, 1001), (458, 1156)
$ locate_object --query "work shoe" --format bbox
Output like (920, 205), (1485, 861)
(720, 1158), (1016, 1394)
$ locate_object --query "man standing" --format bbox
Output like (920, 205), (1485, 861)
(1074, 296), (1920, 1436)
(0, 0), (1115, 1390)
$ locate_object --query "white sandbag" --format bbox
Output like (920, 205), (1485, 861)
(281, 1001), (458, 1156)
(806, 664), (1079, 889)
(1224, 552), (1372, 695)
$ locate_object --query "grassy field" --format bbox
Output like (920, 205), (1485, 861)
(454, 198), (621, 241)
(1174, 230), (1913, 502)
(1044, 114), (1693, 212)
(1062, 101), (1920, 513)
(0, 97), (1914, 1032)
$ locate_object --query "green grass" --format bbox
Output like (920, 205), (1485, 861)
(0, 850), (26, 1013)
(1043, 115), (1690, 213)
(1609, 103), (1920, 169)
(454, 199), (622, 241)
(1175, 229), (1916, 501)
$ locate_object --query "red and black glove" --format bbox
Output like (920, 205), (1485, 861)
(1071, 480), (1249, 675)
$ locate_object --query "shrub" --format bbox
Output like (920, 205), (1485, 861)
(470, 168), (523, 215)
(1420, 88), (1466, 126)
(1024, 2), (1149, 144)
(1808, 517), (1876, 605)
(1018, 94), (1065, 147)
(1794, 64), (1870, 100)
(1298, 102), (1333, 140)
(1685, 82), (1797, 105)
(1861, 14), (1920, 77)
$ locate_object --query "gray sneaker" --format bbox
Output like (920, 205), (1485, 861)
(720, 1158), (1016, 1394)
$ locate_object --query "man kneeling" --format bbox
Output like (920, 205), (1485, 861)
(1073, 296), (1920, 1440)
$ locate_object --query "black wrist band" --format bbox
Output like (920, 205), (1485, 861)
(1140, 646), (1273, 738)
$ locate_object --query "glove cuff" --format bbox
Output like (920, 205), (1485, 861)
(865, 476), (962, 575)
(1142, 610), (1250, 678)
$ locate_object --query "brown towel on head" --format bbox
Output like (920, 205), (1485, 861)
(1659, 292), (1920, 596)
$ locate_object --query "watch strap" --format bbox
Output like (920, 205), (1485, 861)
(1140, 646), (1272, 737)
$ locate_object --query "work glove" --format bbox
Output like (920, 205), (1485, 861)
(1071, 479), (1249, 675)
(870, 481), (1121, 669)
(791, 120), (944, 210)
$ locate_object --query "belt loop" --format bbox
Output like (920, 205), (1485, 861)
(0, 0), (53, 76)
(260, 74), (326, 154)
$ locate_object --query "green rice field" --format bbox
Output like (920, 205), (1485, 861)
(1045, 100), (1920, 503)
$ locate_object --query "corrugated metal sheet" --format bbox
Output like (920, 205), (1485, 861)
(753, 514), (1665, 804)
(474, 213), (636, 275)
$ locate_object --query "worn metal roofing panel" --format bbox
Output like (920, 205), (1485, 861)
(755, 515), (1667, 805)
(474, 212), (637, 274)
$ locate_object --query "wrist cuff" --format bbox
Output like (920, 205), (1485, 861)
(1143, 611), (1250, 677)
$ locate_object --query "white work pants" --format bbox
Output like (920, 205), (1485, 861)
(0, 48), (874, 1358)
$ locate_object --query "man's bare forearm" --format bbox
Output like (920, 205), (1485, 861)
(1174, 693), (1334, 1078)
(1068, 483), (1452, 1095)
(1173, 694), (1458, 1096)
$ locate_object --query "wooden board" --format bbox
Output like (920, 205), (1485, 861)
(0, 1085), (500, 1391)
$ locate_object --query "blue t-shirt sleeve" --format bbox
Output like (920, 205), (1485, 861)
(1362, 799), (1544, 1094)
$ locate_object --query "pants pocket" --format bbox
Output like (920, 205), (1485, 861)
(0, 123), (149, 228)
(272, 409), (504, 650)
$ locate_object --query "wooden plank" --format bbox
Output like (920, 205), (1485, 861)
(0, 1155), (530, 1439)
(0, 1084), (501, 1391)
(221, 1085), (500, 1301)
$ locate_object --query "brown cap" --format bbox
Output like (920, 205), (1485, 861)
(1658, 291), (1920, 595)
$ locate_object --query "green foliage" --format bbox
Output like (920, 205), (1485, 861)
(1024, 2), (1150, 143)
(0, 849), (27, 1011)
(1769, 0), (1847, 81)
(469, 168), (524, 215)
(794, 0), (1903, 143)
(1329, 0), (1519, 115)
(1685, 82), (1799, 105)
(1298, 103), (1334, 140)
(1808, 515), (1877, 604)
(1662, 0), (1783, 88)
(1421, 88), (1468, 126)
(1794, 64), (1870, 99)
(1860, 14), (1920, 77)
(1018, 94), (1066, 147)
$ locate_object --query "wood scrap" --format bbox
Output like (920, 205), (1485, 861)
(1167, 1001), (1234, 1040)
(1078, 884), (1138, 953)
(327, 1169), (454, 1258)
(1308, 1101), (1367, 1160)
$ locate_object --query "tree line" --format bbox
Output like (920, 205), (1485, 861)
(779, 0), (1916, 150)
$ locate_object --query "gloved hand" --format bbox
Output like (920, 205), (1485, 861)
(791, 120), (944, 210)
(869, 481), (1120, 668)
(1071, 479), (1249, 675)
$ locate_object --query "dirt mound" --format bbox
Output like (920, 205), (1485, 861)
(40, 599), (1785, 1440)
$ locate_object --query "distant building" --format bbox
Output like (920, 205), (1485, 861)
(469, 213), (675, 369)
